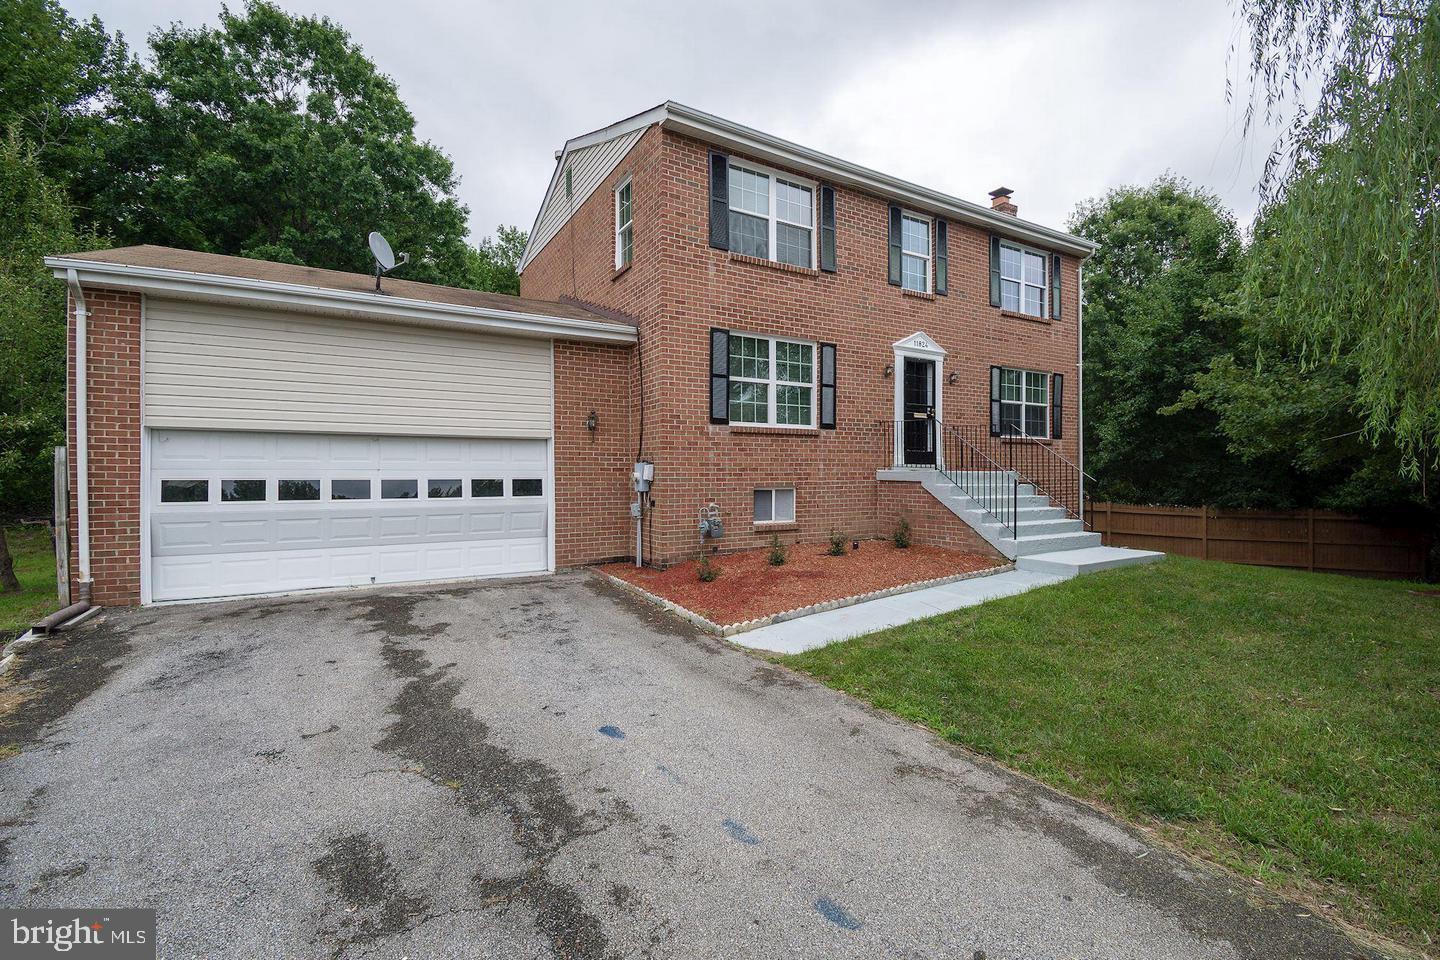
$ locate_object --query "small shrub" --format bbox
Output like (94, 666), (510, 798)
(697, 554), (719, 582)
(767, 534), (787, 566)
(893, 517), (912, 549)
(827, 530), (847, 556)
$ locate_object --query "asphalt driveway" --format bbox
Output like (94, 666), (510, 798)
(0, 573), (1382, 959)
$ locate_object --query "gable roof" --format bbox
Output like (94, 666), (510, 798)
(47, 245), (637, 344)
(519, 101), (1098, 271)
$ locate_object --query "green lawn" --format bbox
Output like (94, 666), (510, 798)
(0, 526), (59, 643)
(785, 556), (1439, 953)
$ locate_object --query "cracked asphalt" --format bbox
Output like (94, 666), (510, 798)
(0, 572), (1384, 959)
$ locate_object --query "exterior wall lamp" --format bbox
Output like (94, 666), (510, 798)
(883, 363), (893, 378)
(585, 410), (598, 432)
(947, 372), (959, 385)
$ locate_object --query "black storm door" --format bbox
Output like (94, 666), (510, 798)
(902, 357), (936, 466)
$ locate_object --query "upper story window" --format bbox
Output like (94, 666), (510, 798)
(999, 368), (1050, 438)
(614, 178), (633, 269)
(1000, 242), (1048, 317)
(728, 162), (815, 269)
(901, 213), (932, 292)
(728, 333), (815, 427)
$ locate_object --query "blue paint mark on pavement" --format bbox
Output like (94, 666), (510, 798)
(598, 725), (625, 740)
(656, 763), (683, 784)
(721, 818), (760, 845)
(814, 897), (863, 930)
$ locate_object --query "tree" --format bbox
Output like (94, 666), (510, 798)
(1237, 0), (1440, 474)
(1069, 176), (1251, 504)
(0, 0), (129, 183)
(0, 131), (104, 587)
(461, 226), (527, 296)
(78, 0), (474, 285)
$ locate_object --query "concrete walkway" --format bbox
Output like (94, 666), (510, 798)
(734, 568), (1066, 654)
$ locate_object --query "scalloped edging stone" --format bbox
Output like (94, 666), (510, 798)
(597, 561), (1015, 638)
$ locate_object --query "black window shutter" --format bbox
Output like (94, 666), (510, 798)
(934, 219), (949, 296)
(819, 343), (837, 429)
(1050, 252), (1062, 319)
(708, 152), (729, 251)
(989, 235), (1002, 306)
(989, 366), (1002, 436)
(887, 205), (902, 286)
(1050, 373), (1064, 439)
(710, 328), (730, 423)
(819, 185), (837, 273)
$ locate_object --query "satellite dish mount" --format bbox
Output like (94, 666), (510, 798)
(368, 231), (410, 292)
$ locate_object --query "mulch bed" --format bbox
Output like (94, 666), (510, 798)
(601, 540), (1002, 627)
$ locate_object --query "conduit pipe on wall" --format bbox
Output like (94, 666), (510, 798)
(1077, 262), (1086, 513)
(66, 269), (92, 599)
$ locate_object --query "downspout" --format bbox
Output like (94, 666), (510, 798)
(66, 269), (92, 601)
(1077, 261), (1086, 523)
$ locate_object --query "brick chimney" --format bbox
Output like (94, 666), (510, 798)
(989, 187), (1018, 216)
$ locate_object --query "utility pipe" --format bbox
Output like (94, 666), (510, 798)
(1077, 261), (1086, 519)
(32, 601), (91, 635)
(66, 269), (91, 597)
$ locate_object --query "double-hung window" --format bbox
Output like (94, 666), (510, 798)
(901, 213), (932, 292)
(998, 368), (1050, 438)
(614, 178), (633, 269)
(728, 162), (814, 268)
(999, 242), (1048, 317)
(727, 334), (815, 427)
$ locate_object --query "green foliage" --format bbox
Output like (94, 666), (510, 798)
(827, 530), (847, 556)
(0, 132), (104, 518)
(1237, 0), (1440, 474)
(1069, 176), (1249, 504)
(73, 0), (477, 286)
(767, 534), (787, 567)
(893, 517), (911, 549)
(0, 0), (128, 182)
(461, 226), (527, 296)
(696, 554), (719, 583)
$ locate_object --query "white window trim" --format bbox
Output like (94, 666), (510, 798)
(900, 210), (933, 294)
(614, 176), (633, 270)
(753, 487), (797, 524)
(728, 332), (819, 429)
(999, 367), (1051, 439)
(727, 160), (818, 269)
(999, 241), (1049, 318)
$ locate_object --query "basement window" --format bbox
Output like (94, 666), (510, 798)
(753, 487), (795, 524)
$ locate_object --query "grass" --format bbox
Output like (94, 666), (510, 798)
(784, 555), (1440, 954)
(0, 526), (59, 643)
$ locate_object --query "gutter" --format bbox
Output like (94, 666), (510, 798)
(65, 269), (91, 600)
(45, 258), (638, 345)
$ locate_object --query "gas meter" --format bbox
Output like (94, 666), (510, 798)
(698, 502), (724, 540)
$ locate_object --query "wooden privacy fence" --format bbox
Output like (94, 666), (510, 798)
(1084, 501), (1430, 580)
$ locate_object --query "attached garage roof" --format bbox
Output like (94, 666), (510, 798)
(47, 245), (637, 344)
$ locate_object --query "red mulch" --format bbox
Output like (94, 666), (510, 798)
(601, 540), (1002, 627)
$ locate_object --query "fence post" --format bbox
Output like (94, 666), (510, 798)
(1105, 501), (1113, 546)
(1200, 506), (1209, 561)
(1307, 508), (1315, 572)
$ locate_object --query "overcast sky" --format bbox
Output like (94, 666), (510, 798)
(67, 0), (1276, 243)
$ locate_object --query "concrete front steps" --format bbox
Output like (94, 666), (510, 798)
(878, 468), (1162, 575)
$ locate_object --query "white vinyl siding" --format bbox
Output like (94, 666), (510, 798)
(143, 299), (553, 437)
(524, 126), (646, 270)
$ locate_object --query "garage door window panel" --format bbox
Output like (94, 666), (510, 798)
(221, 479), (266, 502)
(279, 479), (320, 501)
(331, 480), (371, 500)
(472, 479), (502, 498)
(513, 479), (543, 497)
(382, 480), (419, 500)
(428, 479), (462, 499)
(161, 479), (209, 503)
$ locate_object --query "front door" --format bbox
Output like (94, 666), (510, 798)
(902, 357), (936, 466)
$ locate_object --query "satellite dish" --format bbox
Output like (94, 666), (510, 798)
(367, 231), (409, 292)
(368, 231), (396, 271)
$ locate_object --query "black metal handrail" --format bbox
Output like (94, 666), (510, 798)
(951, 424), (1087, 525)
(885, 419), (1018, 539)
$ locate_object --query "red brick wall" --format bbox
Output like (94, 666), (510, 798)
(875, 482), (1002, 558)
(553, 340), (636, 566)
(524, 127), (1082, 567)
(67, 288), (143, 606)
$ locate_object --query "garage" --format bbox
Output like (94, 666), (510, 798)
(139, 294), (559, 602)
(148, 430), (550, 602)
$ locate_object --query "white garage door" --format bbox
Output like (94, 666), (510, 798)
(147, 430), (550, 602)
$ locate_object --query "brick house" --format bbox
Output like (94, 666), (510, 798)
(48, 102), (1109, 607)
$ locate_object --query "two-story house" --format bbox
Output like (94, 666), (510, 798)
(48, 102), (1124, 607)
